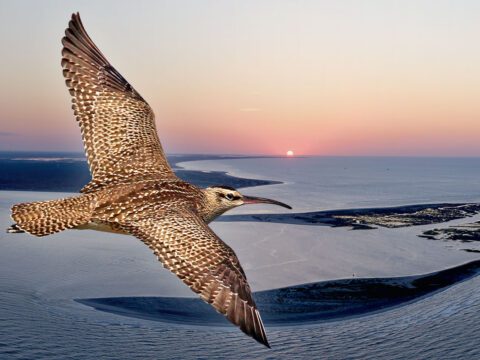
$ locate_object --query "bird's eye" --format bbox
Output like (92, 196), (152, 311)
(225, 193), (234, 200)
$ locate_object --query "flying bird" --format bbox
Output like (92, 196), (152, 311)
(7, 13), (291, 348)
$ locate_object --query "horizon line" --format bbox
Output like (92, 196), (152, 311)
(1, 150), (480, 159)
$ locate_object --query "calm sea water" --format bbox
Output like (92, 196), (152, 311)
(1, 154), (480, 359)
(180, 156), (480, 212)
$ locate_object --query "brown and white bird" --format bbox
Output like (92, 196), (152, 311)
(7, 13), (291, 348)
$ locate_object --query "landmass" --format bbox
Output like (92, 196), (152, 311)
(4, 151), (479, 248)
(0, 153), (280, 192)
(77, 259), (480, 326)
(420, 221), (480, 243)
(220, 203), (480, 229)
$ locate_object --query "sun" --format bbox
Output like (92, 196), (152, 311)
(286, 150), (294, 157)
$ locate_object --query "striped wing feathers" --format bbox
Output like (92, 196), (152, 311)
(125, 209), (270, 347)
(61, 13), (175, 192)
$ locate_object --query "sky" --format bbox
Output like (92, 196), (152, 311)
(0, 0), (479, 156)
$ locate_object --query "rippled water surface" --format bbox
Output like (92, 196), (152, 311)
(1, 274), (480, 359)
(2, 156), (480, 359)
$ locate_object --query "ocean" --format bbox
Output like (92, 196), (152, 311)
(1, 153), (480, 359)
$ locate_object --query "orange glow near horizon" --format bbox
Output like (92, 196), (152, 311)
(1, 1), (480, 156)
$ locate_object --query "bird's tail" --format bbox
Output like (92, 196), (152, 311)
(8, 194), (96, 237)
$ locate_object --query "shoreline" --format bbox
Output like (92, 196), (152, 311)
(219, 202), (480, 229)
(3, 154), (480, 287)
(0, 154), (281, 192)
(76, 258), (480, 327)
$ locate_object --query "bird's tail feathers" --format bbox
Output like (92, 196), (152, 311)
(9, 194), (96, 237)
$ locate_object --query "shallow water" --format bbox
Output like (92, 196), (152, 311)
(2, 156), (480, 359)
(77, 259), (480, 327)
(1, 269), (480, 359)
(180, 156), (480, 212)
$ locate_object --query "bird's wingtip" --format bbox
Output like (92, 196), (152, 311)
(69, 12), (82, 25)
(252, 333), (271, 348)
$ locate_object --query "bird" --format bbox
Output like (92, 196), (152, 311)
(7, 13), (291, 348)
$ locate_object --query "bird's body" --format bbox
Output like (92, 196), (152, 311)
(68, 178), (232, 232)
(70, 179), (206, 234)
(7, 13), (291, 348)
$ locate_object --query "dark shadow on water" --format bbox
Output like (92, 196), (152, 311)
(76, 260), (480, 327)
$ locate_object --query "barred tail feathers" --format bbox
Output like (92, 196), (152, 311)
(10, 194), (96, 237)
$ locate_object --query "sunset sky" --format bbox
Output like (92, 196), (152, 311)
(0, 0), (479, 156)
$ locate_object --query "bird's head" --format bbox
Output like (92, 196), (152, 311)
(201, 185), (291, 222)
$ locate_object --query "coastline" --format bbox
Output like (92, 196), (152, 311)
(76, 258), (480, 327)
(3, 154), (480, 288)
(219, 202), (480, 229)
(0, 154), (281, 192)
(3, 155), (480, 358)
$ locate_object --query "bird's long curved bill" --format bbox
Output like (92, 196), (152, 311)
(243, 195), (292, 209)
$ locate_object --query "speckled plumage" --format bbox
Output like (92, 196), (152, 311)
(9, 13), (271, 348)
(61, 13), (175, 192)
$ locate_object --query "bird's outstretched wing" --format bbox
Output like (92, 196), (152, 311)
(61, 13), (175, 193)
(123, 209), (270, 347)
